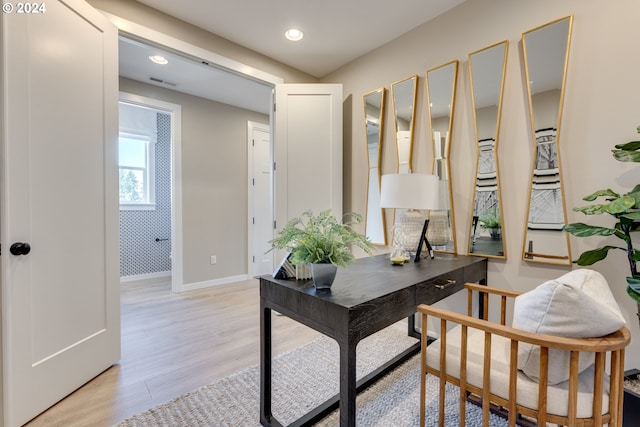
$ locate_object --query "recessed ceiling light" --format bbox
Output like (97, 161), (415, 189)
(149, 55), (168, 65)
(285, 29), (304, 41)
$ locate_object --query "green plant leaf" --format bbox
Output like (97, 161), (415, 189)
(614, 140), (640, 151)
(563, 222), (617, 237)
(612, 149), (640, 162)
(625, 190), (640, 209)
(573, 204), (608, 215)
(627, 277), (640, 303)
(621, 211), (640, 221)
(604, 195), (636, 213)
(582, 188), (620, 201)
(573, 245), (623, 266)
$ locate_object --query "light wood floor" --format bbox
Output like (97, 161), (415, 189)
(25, 278), (322, 427)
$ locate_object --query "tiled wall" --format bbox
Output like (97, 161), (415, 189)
(119, 112), (172, 277)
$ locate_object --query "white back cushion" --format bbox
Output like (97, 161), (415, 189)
(512, 269), (625, 384)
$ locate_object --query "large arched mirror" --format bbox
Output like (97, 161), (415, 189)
(426, 61), (458, 253)
(467, 41), (508, 259)
(363, 87), (386, 245)
(391, 76), (418, 174)
(521, 15), (573, 265)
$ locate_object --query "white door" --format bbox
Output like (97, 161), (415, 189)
(248, 121), (273, 276)
(274, 84), (343, 240)
(1, 1), (119, 426)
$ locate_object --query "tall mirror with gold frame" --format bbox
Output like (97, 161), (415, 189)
(426, 61), (458, 253)
(467, 41), (508, 259)
(391, 76), (418, 174)
(363, 87), (386, 245)
(521, 15), (573, 265)
(389, 76), (420, 252)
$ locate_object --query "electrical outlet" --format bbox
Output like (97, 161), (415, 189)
(210, 255), (217, 264)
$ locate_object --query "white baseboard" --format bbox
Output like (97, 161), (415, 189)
(120, 271), (171, 283)
(177, 274), (250, 292)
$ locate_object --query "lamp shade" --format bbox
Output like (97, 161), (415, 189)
(379, 173), (440, 210)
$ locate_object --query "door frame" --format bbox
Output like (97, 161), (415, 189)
(119, 92), (183, 292)
(102, 13), (284, 288)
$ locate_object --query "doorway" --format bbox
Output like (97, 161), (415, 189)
(118, 94), (182, 287)
(117, 21), (281, 289)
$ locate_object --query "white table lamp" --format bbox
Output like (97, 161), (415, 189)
(380, 173), (440, 261)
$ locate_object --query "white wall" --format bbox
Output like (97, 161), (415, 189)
(325, 0), (640, 368)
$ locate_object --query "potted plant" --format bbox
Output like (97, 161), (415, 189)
(269, 209), (375, 289)
(563, 128), (640, 312)
(479, 211), (501, 240)
(563, 124), (640, 425)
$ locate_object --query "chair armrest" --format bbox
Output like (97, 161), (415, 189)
(463, 282), (520, 322)
(417, 303), (630, 352)
(464, 282), (521, 298)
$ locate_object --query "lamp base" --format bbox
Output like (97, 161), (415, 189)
(414, 219), (434, 262)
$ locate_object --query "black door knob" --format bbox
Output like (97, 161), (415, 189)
(10, 242), (31, 256)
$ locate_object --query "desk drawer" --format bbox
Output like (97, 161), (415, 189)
(416, 269), (464, 304)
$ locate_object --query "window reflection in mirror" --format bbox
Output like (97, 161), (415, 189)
(391, 76), (417, 174)
(363, 87), (386, 245)
(521, 15), (573, 265)
(426, 61), (458, 253)
(467, 41), (508, 259)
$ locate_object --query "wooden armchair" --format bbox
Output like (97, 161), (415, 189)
(418, 282), (631, 427)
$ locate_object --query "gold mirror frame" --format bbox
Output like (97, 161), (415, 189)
(467, 41), (508, 259)
(521, 15), (573, 265)
(363, 87), (387, 245)
(426, 61), (458, 253)
(391, 76), (418, 174)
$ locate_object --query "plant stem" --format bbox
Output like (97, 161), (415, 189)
(621, 222), (638, 277)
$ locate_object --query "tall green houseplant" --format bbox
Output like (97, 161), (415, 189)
(564, 125), (640, 320)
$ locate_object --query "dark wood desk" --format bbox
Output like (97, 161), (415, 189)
(259, 253), (487, 427)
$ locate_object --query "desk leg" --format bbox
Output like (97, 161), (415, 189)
(260, 298), (273, 426)
(407, 314), (420, 339)
(339, 338), (357, 426)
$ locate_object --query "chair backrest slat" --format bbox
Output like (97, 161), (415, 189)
(568, 350), (580, 424)
(537, 346), (549, 425)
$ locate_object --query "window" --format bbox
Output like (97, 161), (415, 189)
(119, 132), (155, 209)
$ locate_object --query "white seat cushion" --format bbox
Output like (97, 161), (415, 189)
(512, 269), (625, 384)
(426, 325), (609, 418)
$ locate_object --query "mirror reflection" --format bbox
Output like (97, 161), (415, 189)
(391, 76), (418, 174)
(467, 41), (508, 259)
(521, 16), (573, 265)
(363, 87), (387, 245)
(426, 61), (458, 253)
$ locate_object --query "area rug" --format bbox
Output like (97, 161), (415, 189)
(115, 325), (508, 426)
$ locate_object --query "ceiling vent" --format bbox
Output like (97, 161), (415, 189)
(149, 76), (177, 87)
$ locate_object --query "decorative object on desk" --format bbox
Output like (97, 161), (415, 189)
(380, 173), (439, 262)
(427, 210), (452, 248)
(268, 210), (374, 288)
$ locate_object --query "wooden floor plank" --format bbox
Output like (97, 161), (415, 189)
(25, 278), (321, 426)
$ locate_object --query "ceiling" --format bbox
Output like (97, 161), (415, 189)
(119, 0), (466, 114)
(133, 0), (467, 78)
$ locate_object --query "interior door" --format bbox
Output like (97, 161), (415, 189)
(249, 121), (273, 276)
(274, 84), (343, 247)
(1, 1), (119, 425)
